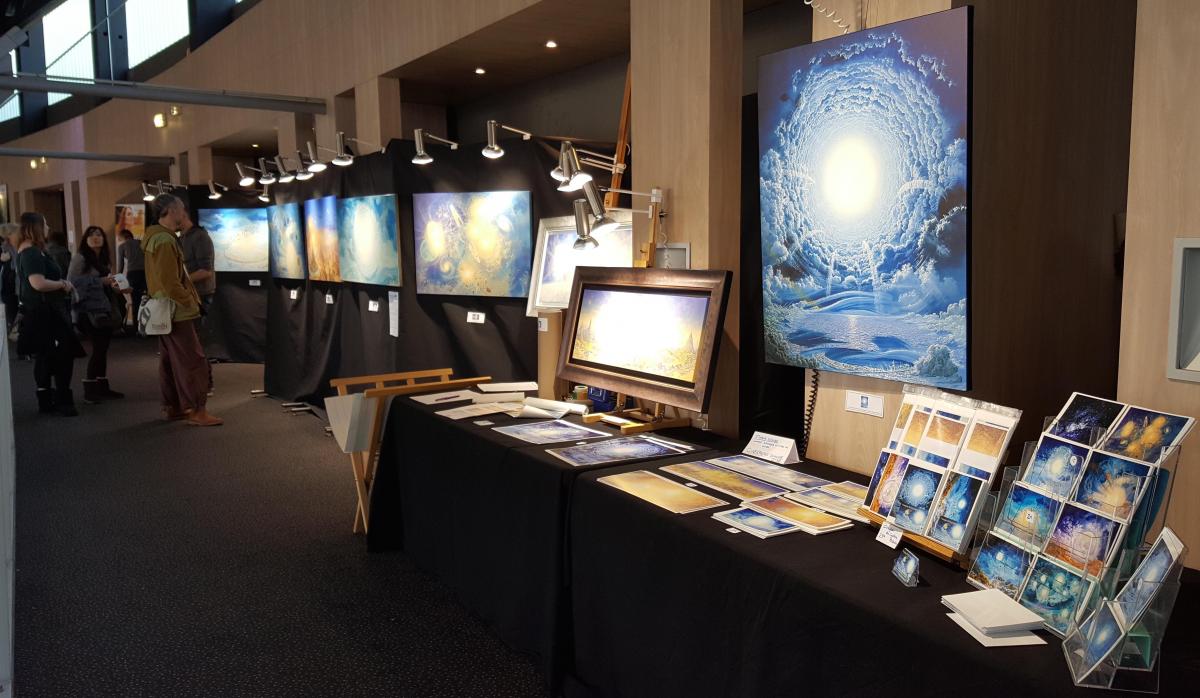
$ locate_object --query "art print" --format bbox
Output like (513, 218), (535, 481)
(953, 410), (1018, 480)
(1023, 435), (1090, 498)
(995, 482), (1061, 548)
(413, 190), (531, 297)
(492, 419), (609, 445)
(866, 450), (910, 516)
(712, 507), (801, 539)
(745, 495), (849, 530)
(546, 435), (685, 467)
(786, 488), (867, 522)
(968, 531), (1033, 599)
(1044, 503), (1121, 577)
(1100, 405), (1194, 465)
(1072, 452), (1150, 522)
(1049, 392), (1126, 446)
(916, 411), (971, 468)
(822, 481), (867, 501)
(598, 470), (728, 514)
(661, 461), (787, 501)
(1019, 555), (1091, 636)
(1078, 602), (1124, 678)
(304, 195), (341, 282)
(899, 408), (932, 457)
(199, 207), (269, 272)
(337, 194), (400, 286)
(889, 463), (944, 534)
(888, 397), (918, 450)
(705, 454), (830, 491)
(926, 471), (985, 551)
(268, 202), (306, 279)
(1113, 527), (1184, 627)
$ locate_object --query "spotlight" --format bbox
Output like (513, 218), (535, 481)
(572, 199), (597, 250)
(141, 182), (154, 201)
(550, 142), (568, 182)
(306, 142), (327, 173)
(169, 105), (181, 117)
(482, 120), (504, 159)
(152, 112), (166, 128)
(411, 128), (457, 165)
(251, 143), (260, 149)
(28, 158), (36, 169)
(545, 40), (557, 48)
(258, 185), (270, 203)
(257, 157), (277, 185)
(274, 155), (295, 183)
(331, 131), (354, 167)
(207, 181), (228, 200)
(557, 143), (590, 192)
(475, 67), (486, 75)
(236, 162), (257, 187)
(582, 180), (617, 236)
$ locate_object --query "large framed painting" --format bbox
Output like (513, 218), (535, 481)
(758, 7), (971, 389)
(556, 267), (732, 413)
(338, 194), (401, 287)
(198, 207), (269, 273)
(304, 195), (341, 282)
(412, 190), (531, 297)
(268, 202), (306, 280)
(527, 210), (636, 316)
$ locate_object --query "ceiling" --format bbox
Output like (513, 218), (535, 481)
(206, 127), (280, 159)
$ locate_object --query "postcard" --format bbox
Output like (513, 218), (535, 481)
(1044, 502), (1121, 577)
(926, 471), (986, 552)
(1113, 527), (1184, 627)
(995, 482), (1062, 548)
(822, 481), (868, 501)
(492, 420), (610, 445)
(1049, 392), (1126, 446)
(1072, 451), (1151, 522)
(786, 488), (869, 522)
(712, 507), (802, 539)
(705, 455), (830, 491)
(916, 409), (973, 468)
(546, 436), (686, 467)
(968, 532), (1034, 599)
(889, 463), (945, 534)
(1023, 434), (1090, 498)
(598, 470), (728, 514)
(865, 450), (899, 506)
(900, 406), (933, 457)
(1018, 555), (1092, 636)
(1077, 602), (1124, 678)
(888, 397), (917, 450)
(952, 410), (1019, 480)
(867, 450), (911, 517)
(661, 461), (787, 500)
(1100, 405), (1195, 465)
(745, 495), (850, 531)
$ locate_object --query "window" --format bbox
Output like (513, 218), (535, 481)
(125, 0), (190, 69)
(41, 0), (95, 105)
(0, 50), (18, 122)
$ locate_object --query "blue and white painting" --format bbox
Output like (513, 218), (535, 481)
(1024, 435), (1090, 498)
(492, 420), (608, 445)
(1049, 393), (1126, 446)
(1073, 452), (1150, 522)
(714, 507), (798, 538)
(758, 8), (970, 389)
(1079, 603), (1123, 674)
(338, 194), (400, 286)
(1115, 530), (1182, 625)
(1020, 555), (1090, 636)
(996, 482), (1061, 548)
(268, 202), (305, 280)
(199, 207), (269, 272)
(890, 462), (943, 533)
(413, 191), (531, 297)
(927, 471), (984, 550)
(968, 532), (1032, 599)
(1045, 503), (1120, 577)
(546, 436), (684, 468)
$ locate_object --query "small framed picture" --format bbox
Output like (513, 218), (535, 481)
(654, 243), (690, 270)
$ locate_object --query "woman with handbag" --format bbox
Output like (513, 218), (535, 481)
(4, 212), (85, 416)
(68, 225), (125, 404)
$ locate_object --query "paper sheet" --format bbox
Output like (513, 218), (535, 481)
(525, 397), (587, 415)
(435, 403), (518, 420)
(478, 381), (539, 393)
(506, 405), (566, 419)
(411, 390), (475, 405)
(472, 392), (526, 404)
(946, 613), (1046, 647)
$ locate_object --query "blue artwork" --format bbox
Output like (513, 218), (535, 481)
(268, 202), (305, 280)
(337, 194), (400, 286)
(1020, 555), (1090, 636)
(1073, 452), (1150, 522)
(491, 420), (608, 445)
(927, 471), (983, 550)
(968, 532), (1032, 599)
(890, 463), (943, 534)
(1080, 603), (1123, 674)
(1049, 393), (1125, 445)
(412, 190), (531, 297)
(758, 8), (970, 389)
(546, 436), (684, 467)
(199, 207), (269, 272)
(1024, 435), (1090, 498)
(996, 482), (1061, 547)
(714, 507), (798, 538)
(1115, 530), (1182, 625)
(1101, 406), (1194, 465)
(1045, 503), (1120, 577)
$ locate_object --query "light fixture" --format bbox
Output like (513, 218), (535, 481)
(28, 158), (36, 169)
(251, 143), (260, 149)
(294, 150), (315, 180)
(556, 142), (592, 192)
(411, 128), (458, 165)
(482, 120), (504, 159)
(582, 180), (618, 236)
(474, 67), (486, 75)
(169, 105), (181, 117)
(346, 136), (385, 155)
(141, 182), (155, 201)
(236, 162), (257, 187)
(306, 141), (327, 173)
(257, 157), (277, 185)
(550, 142), (568, 182)
(545, 39), (557, 48)
(331, 131), (354, 166)
(274, 156), (295, 183)
(258, 185), (270, 203)
(40, 156), (46, 164)
(572, 199), (597, 250)
(152, 112), (166, 128)
(207, 181), (228, 200)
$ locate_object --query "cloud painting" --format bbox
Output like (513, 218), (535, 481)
(572, 288), (709, 384)
(199, 207), (269, 272)
(927, 471), (984, 550)
(546, 436), (683, 467)
(268, 202), (305, 279)
(413, 191), (531, 297)
(661, 461), (787, 501)
(714, 507), (798, 538)
(533, 221), (634, 311)
(890, 463), (943, 533)
(598, 470), (727, 514)
(337, 194), (400, 286)
(996, 482), (1061, 548)
(968, 532), (1032, 599)
(1020, 555), (1090, 636)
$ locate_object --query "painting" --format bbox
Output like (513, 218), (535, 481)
(745, 496), (849, 530)
(787, 487), (865, 521)
(1114, 527), (1183, 626)
(899, 408), (931, 457)
(822, 481), (867, 500)
(1049, 393), (1126, 446)
(1100, 405), (1194, 465)
(758, 8), (971, 389)
(527, 212), (635, 315)
(996, 482), (1061, 548)
(888, 398), (917, 449)
(1024, 435), (1090, 498)
(199, 207), (269, 272)
(114, 203), (145, 240)
(1044, 503), (1121, 577)
(661, 461), (787, 501)
(968, 531), (1033, 599)
(1077, 602), (1124, 678)
(546, 435), (686, 467)
(1019, 555), (1091, 636)
(866, 450), (910, 516)
(304, 195), (340, 282)
(337, 194), (400, 286)
(953, 411), (1018, 480)
(268, 202), (306, 280)
(557, 268), (732, 413)
(926, 471), (985, 551)
(890, 463), (943, 534)
(412, 190), (531, 297)
(1073, 452), (1151, 522)
(712, 507), (800, 539)
(598, 470), (727, 514)
(491, 419), (609, 445)
(916, 412), (970, 468)
(705, 454), (831, 490)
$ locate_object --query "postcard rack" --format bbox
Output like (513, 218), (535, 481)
(581, 393), (691, 435)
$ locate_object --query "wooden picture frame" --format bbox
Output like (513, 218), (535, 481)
(556, 267), (732, 413)
(526, 210), (636, 317)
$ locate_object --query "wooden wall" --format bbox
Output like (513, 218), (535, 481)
(1120, 0), (1200, 563)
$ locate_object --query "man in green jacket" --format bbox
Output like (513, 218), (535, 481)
(144, 194), (222, 426)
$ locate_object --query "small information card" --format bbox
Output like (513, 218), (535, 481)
(742, 431), (800, 465)
(388, 291), (400, 337)
(876, 522), (904, 549)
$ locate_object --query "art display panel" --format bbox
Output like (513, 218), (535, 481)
(758, 8), (971, 389)
(412, 190), (531, 297)
(527, 212), (636, 316)
(337, 194), (400, 286)
(268, 202), (306, 280)
(304, 195), (341, 282)
(199, 207), (269, 273)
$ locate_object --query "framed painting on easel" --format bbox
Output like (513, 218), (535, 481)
(526, 210), (636, 316)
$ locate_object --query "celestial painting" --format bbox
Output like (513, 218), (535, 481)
(268, 202), (306, 280)
(199, 207), (269, 272)
(304, 195), (341, 282)
(1114, 528), (1183, 626)
(598, 470), (727, 514)
(571, 287), (709, 385)
(758, 8), (970, 389)
(1024, 435), (1090, 498)
(1045, 503), (1120, 576)
(866, 450), (910, 516)
(1073, 452), (1150, 522)
(996, 482), (1061, 548)
(530, 218), (635, 313)
(968, 532), (1033, 599)
(661, 461), (787, 501)
(953, 411), (1017, 480)
(788, 487), (862, 517)
(337, 194), (400, 286)
(713, 507), (799, 538)
(927, 471), (984, 550)
(1100, 406), (1194, 465)
(1020, 555), (1091, 636)
(1078, 603), (1123, 676)
(747, 496), (848, 529)
(1049, 393), (1126, 446)
(705, 454), (830, 491)
(916, 413), (968, 468)
(413, 190), (531, 297)
(546, 435), (685, 468)
(890, 463), (943, 533)
(491, 419), (609, 445)
(900, 409), (932, 457)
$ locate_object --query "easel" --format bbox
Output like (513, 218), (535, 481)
(581, 394), (690, 435)
(329, 369), (491, 534)
(856, 507), (962, 566)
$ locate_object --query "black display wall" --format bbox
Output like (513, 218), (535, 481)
(263, 138), (571, 404)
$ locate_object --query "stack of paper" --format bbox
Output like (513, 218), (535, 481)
(941, 589), (1046, 647)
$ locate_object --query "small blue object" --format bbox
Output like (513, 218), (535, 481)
(586, 388), (633, 413)
(892, 549), (920, 587)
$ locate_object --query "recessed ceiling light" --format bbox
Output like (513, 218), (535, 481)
(29, 159), (37, 169)
(545, 40), (557, 48)
(152, 112), (166, 128)
(251, 143), (260, 148)
(474, 67), (486, 75)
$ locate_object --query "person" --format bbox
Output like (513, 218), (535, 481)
(115, 228), (145, 327)
(177, 206), (216, 393)
(1, 229), (17, 335)
(5, 212), (84, 416)
(68, 225), (124, 403)
(143, 194), (221, 426)
(45, 229), (72, 276)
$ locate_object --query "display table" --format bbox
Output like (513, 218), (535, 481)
(565, 459), (1200, 698)
(368, 396), (727, 686)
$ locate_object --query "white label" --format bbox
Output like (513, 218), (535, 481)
(473, 420), (495, 426)
(742, 431), (800, 465)
(845, 391), (885, 418)
(877, 522), (904, 549)
(368, 300), (380, 313)
(388, 291), (400, 337)
(325, 293), (334, 305)
(289, 289), (299, 300)
(538, 317), (549, 333)
(248, 279), (262, 287)
(467, 311), (486, 324)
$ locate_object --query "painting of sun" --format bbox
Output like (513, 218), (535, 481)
(1073, 452), (1150, 522)
(1101, 406), (1194, 465)
(412, 191), (531, 297)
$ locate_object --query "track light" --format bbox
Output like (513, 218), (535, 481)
(582, 180), (617, 236)
(572, 199), (598, 250)
(258, 185), (270, 203)
(557, 143), (591, 192)
(236, 162), (257, 187)
(550, 142), (568, 182)
(274, 155), (295, 183)
(207, 181), (228, 200)
(306, 142), (327, 173)
(332, 131), (354, 167)
(141, 182), (154, 201)
(257, 157), (277, 185)
(482, 120), (504, 159)
(152, 112), (166, 128)
(293, 150), (314, 180)
(411, 128), (458, 165)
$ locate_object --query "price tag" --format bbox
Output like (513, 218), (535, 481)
(538, 317), (549, 332)
(742, 431), (800, 465)
(467, 311), (486, 324)
(289, 289), (299, 300)
(876, 522), (904, 549)
(248, 278), (262, 287)
(368, 300), (380, 312)
(325, 293), (334, 305)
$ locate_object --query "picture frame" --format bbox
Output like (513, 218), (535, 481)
(555, 266), (732, 414)
(653, 243), (690, 270)
(1167, 237), (1200, 382)
(526, 210), (636, 317)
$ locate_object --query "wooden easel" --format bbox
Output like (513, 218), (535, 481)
(856, 506), (964, 567)
(330, 369), (491, 534)
(581, 394), (690, 435)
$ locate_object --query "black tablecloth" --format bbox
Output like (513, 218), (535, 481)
(369, 396), (728, 686)
(566, 459), (1200, 698)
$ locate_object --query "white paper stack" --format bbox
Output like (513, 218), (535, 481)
(941, 588), (1046, 647)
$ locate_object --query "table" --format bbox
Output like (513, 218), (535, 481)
(565, 459), (1200, 697)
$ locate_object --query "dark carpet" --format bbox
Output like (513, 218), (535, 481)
(10, 337), (547, 697)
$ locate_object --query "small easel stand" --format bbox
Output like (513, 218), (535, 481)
(581, 393), (690, 435)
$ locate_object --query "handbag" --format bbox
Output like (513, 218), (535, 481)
(138, 295), (175, 336)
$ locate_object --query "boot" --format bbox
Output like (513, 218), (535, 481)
(97, 378), (124, 399)
(82, 379), (104, 404)
(56, 388), (79, 417)
(36, 389), (56, 414)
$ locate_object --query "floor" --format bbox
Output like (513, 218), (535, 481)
(9, 337), (547, 697)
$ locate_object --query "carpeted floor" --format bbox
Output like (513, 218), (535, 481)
(9, 337), (547, 697)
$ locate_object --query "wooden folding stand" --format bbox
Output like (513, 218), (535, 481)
(581, 396), (690, 435)
(329, 369), (492, 534)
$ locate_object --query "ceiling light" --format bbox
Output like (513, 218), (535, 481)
(207, 181), (228, 200)
(257, 157), (277, 185)
(28, 158), (36, 169)
(141, 182), (154, 201)
(572, 199), (598, 250)
(251, 143), (260, 149)
(236, 162), (257, 187)
(550, 142), (568, 181)
(412, 129), (432, 165)
(482, 120), (504, 159)
(169, 105), (181, 117)
(474, 67), (486, 75)
(557, 143), (585, 191)
(306, 142), (327, 173)
(545, 40), (557, 48)
(152, 112), (166, 128)
(294, 150), (314, 180)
